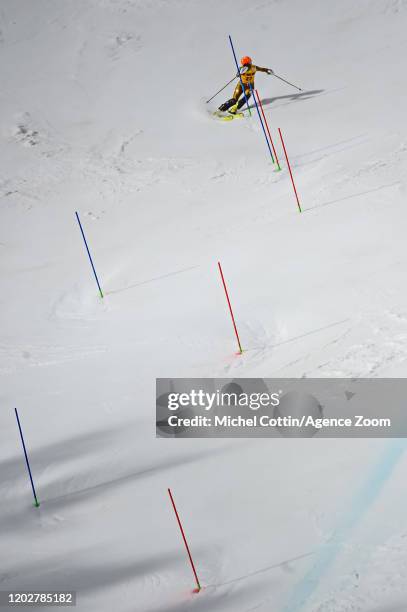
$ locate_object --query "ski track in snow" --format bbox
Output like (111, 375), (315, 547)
(282, 440), (407, 612)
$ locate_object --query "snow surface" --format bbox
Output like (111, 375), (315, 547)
(1, 0), (407, 610)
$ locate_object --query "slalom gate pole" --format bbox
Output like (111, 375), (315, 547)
(249, 83), (275, 164)
(206, 75), (237, 104)
(75, 211), (104, 298)
(228, 35), (252, 116)
(218, 261), (243, 355)
(272, 72), (302, 91)
(15, 408), (40, 507)
(255, 89), (281, 171)
(278, 128), (302, 213)
(168, 488), (201, 593)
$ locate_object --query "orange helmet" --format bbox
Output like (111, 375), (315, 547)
(241, 56), (252, 66)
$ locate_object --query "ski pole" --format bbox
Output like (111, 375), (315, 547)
(271, 72), (302, 92)
(206, 76), (237, 103)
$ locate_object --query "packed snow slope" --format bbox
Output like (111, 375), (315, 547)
(1, 0), (407, 611)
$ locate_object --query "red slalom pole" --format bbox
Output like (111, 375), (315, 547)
(168, 488), (201, 593)
(278, 128), (302, 213)
(255, 90), (281, 171)
(217, 262), (243, 354)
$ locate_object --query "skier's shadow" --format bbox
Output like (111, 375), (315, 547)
(249, 88), (325, 109)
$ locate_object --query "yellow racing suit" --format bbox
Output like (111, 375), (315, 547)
(218, 63), (272, 112)
(233, 65), (270, 101)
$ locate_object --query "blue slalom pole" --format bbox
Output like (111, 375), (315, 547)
(75, 211), (104, 298)
(14, 408), (40, 507)
(249, 83), (275, 163)
(228, 35), (252, 116)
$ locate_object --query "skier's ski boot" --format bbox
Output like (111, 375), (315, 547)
(219, 98), (237, 112)
(237, 97), (250, 111)
(228, 103), (239, 115)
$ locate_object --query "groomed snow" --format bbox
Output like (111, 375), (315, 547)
(1, 0), (407, 610)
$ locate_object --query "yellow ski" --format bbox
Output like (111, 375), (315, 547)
(212, 110), (244, 121)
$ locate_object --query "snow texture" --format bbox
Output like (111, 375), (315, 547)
(1, 0), (407, 610)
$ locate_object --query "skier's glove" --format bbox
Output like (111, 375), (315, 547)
(267, 68), (274, 75)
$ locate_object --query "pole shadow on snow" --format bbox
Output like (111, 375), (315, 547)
(1, 427), (124, 481)
(291, 134), (369, 169)
(207, 551), (314, 589)
(294, 134), (367, 162)
(0, 426), (228, 529)
(106, 265), (200, 297)
(247, 89), (325, 110)
(244, 318), (351, 354)
(302, 181), (401, 213)
(1, 544), (271, 612)
(43, 447), (225, 511)
(0, 427), (124, 531)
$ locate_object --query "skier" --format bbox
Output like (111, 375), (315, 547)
(218, 56), (274, 114)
